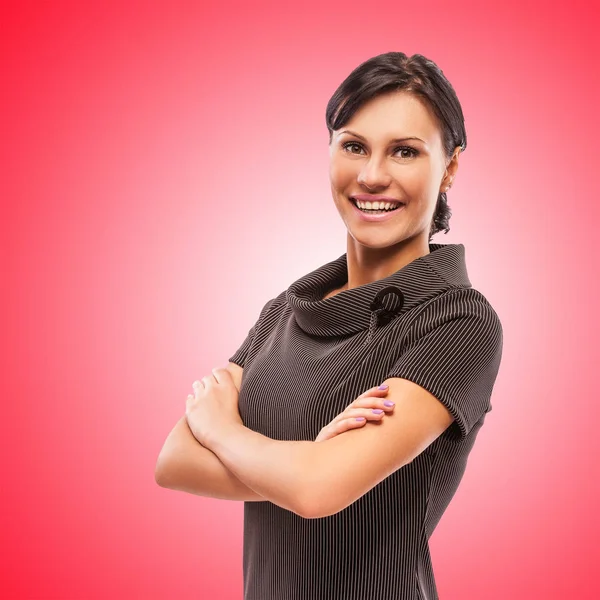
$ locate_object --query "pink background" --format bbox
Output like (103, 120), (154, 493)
(2, 1), (598, 598)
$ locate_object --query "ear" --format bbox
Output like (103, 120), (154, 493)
(441, 146), (462, 193)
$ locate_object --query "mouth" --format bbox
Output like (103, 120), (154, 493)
(349, 196), (405, 214)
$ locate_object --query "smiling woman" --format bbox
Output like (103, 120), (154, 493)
(155, 51), (503, 600)
(328, 87), (462, 265)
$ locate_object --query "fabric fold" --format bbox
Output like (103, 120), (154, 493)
(285, 242), (472, 337)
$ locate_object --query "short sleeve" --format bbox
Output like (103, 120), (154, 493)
(227, 294), (282, 368)
(386, 289), (503, 439)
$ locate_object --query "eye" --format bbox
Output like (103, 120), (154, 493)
(341, 141), (419, 160)
(341, 142), (365, 155)
(394, 146), (419, 159)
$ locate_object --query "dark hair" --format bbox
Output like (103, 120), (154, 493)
(325, 52), (467, 240)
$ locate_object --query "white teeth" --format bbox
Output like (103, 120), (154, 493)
(353, 199), (401, 210)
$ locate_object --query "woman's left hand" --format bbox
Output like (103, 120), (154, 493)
(185, 367), (243, 447)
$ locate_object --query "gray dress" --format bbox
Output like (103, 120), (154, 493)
(229, 243), (503, 600)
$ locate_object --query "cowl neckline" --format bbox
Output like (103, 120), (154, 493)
(285, 243), (472, 339)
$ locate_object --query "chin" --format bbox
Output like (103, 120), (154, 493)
(349, 230), (406, 249)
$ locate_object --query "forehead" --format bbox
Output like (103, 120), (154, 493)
(338, 91), (442, 147)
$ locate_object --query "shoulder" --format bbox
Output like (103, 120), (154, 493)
(253, 289), (289, 325)
(420, 286), (501, 326)
(405, 286), (503, 352)
(249, 288), (290, 343)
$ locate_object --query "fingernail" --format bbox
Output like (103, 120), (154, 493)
(372, 409), (384, 414)
(384, 400), (395, 407)
(378, 384), (388, 390)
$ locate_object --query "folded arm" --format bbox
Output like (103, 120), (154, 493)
(205, 376), (454, 518)
(154, 415), (266, 501)
(154, 363), (266, 502)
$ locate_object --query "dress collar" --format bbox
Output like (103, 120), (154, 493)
(286, 243), (472, 338)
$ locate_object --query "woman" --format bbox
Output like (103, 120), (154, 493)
(156, 51), (504, 600)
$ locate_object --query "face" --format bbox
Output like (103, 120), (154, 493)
(329, 91), (458, 250)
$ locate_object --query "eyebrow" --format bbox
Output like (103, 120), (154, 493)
(339, 129), (426, 144)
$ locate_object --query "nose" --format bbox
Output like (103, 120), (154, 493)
(357, 156), (391, 190)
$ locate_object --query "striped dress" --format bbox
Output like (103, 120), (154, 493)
(228, 242), (503, 600)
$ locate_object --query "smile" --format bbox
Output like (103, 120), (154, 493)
(351, 197), (404, 211)
(348, 197), (406, 222)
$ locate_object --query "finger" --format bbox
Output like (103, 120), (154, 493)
(328, 406), (387, 430)
(357, 385), (389, 399)
(192, 380), (203, 399)
(345, 407), (386, 421)
(350, 396), (395, 411)
(344, 389), (391, 411)
(319, 416), (367, 442)
(347, 387), (388, 407)
(336, 416), (370, 432)
(359, 406), (386, 418)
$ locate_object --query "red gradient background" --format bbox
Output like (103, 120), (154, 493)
(2, 1), (598, 598)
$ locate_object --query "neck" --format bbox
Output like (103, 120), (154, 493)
(344, 235), (431, 290)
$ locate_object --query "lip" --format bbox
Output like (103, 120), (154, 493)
(348, 195), (406, 222)
(351, 194), (404, 203)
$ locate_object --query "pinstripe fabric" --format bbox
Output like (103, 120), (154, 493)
(228, 243), (503, 600)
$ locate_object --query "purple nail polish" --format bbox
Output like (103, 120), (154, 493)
(372, 409), (384, 414)
(384, 400), (395, 407)
(378, 384), (388, 390)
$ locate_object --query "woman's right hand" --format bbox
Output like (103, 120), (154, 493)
(314, 385), (395, 442)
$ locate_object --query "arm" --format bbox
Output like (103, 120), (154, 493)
(205, 296), (502, 518)
(155, 415), (266, 501)
(154, 363), (266, 502)
(205, 376), (454, 518)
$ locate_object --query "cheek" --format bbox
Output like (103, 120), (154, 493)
(397, 164), (436, 196)
(329, 157), (353, 189)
